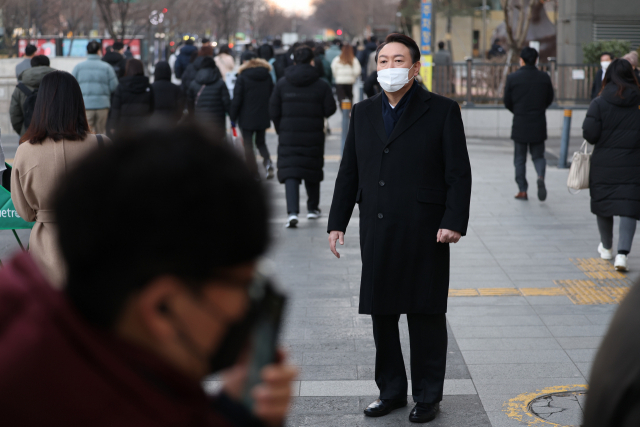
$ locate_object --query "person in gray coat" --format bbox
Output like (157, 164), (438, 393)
(71, 40), (118, 134)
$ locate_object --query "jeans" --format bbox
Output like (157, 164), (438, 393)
(597, 216), (638, 255)
(285, 179), (320, 215)
(240, 129), (271, 177)
(514, 141), (546, 192)
(372, 314), (447, 404)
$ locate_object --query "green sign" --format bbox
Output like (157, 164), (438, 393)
(0, 164), (34, 231)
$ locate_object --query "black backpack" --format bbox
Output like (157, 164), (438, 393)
(17, 83), (38, 129)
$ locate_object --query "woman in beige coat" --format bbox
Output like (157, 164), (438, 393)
(12, 71), (106, 288)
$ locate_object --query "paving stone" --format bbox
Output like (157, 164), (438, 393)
(466, 363), (584, 380)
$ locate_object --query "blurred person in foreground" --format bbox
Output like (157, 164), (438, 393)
(0, 125), (297, 427)
(72, 40), (118, 134)
(582, 58), (640, 272)
(269, 46), (336, 228)
(504, 47), (554, 201)
(583, 278), (640, 427)
(230, 52), (275, 180)
(10, 55), (55, 136)
(327, 33), (472, 423)
(11, 71), (108, 288)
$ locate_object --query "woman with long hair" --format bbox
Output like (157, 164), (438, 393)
(109, 59), (154, 135)
(583, 58), (640, 271)
(12, 71), (109, 287)
(331, 44), (361, 109)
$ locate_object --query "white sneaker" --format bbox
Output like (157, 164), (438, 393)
(614, 254), (628, 272)
(307, 210), (321, 220)
(598, 243), (613, 260)
(285, 214), (298, 228)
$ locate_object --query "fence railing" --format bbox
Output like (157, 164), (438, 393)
(431, 60), (599, 106)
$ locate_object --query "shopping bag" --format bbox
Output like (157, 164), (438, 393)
(0, 164), (34, 231)
(567, 141), (591, 193)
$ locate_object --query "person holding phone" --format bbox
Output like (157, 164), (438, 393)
(0, 125), (296, 427)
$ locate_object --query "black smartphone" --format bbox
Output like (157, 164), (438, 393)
(241, 274), (287, 410)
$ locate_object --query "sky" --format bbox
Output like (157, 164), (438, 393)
(269, 0), (313, 16)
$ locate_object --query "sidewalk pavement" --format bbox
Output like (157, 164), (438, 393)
(0, 111), (634, 426)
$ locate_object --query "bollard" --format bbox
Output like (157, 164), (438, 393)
(341, 98), (352, 155)
(558, 109), (572, 169)
(464, 57), (475, 106)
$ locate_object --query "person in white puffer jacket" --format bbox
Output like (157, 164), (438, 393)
(331, 46), (361, 110)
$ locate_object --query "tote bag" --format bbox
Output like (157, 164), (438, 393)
(567, 141), (591, 193)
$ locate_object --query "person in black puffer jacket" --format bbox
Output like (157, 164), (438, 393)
(583, 58), (640, 272)
(102, 41), (127, 79)
(187, 57), (230, 135)
(109, 59), (154, 135)
(269, 46), (337, 228)
(180, 46), (213, 97)
(152, 61), (183, 124)
(230, 54), (275, 180)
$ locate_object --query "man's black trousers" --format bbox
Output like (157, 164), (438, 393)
(372, 313), (447, 403)
(514, 141), (546, 192)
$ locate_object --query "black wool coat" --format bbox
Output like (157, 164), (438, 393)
(504, 65), (554, 143)
(583, 84), (640, 220)
(269, 64), (337, 183)
(110, 75), (154, 129)
(230, 59), (274, 130)
(102, 52), (127, 79)
(152, 63), (184, 124)
(188, 67), (230, 130)
(327, 86), (472, 315)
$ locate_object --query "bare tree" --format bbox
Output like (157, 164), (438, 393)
(211, 0), (246, 41)
(60, 0), (94, 55)
(499, 0), (535, 95)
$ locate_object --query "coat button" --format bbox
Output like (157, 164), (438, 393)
(384, 148), (389, 154)
(378, 213), (384, 219)
(379, 180), (385, 186)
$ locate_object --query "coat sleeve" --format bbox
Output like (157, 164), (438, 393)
(269, 83), (282, 134)
(327, 103), (359, 234)
(220, 82), (231, 115)
(582, 100), (602, 145)
(503, 75), (514, 112)
(323, 82), (337, 118)
(9, 88), (23, 134)
(107, 66), (118, 93)
(10, 152), (36, 223)
(440, 101), (472, 236)
(229, 76), (243, 123)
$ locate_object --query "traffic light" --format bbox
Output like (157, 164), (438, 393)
(162, 8), (168, 13)
(336, 29), (343, 36)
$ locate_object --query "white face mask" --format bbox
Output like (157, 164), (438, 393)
(601, 61), (611, 70)
(377, 63), (416, 93)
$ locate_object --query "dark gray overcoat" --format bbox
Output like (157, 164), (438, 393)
(327, 86), (472, 315)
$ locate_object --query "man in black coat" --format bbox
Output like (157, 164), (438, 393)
(269, 46), (337, 228)
(327, 34), (472, 424)
(504, 47), (554, 201)
(590, 52), (613, 100)
(102, 41), (127, 79)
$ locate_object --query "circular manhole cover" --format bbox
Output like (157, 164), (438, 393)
(528, 390), (587, 427)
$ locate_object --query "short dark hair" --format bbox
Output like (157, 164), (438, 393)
(57, 125), (269, 328)
(303, 40), (316, 49)
(293, 46), (314, 65)
(600, 52), (614, 61)
(258, 44), (274, 61)
(331, 39), (342, 46)
(520, 47), (538, 66)
(218, 45), (232, 55)
(202, 38), (210, 44)
(87, 40), (101, 54)
(125, 58), (145, 76)
(375, 33), (420, 64)
(112, 41), (124, 51)
(185, 39), (194, 45)
(438, 41), (445, 50)
(30, 55), (50, 67)
(273, 39), (282, 48)
(314, 45), (325, 56)
(25, 44), (37, 56)
(20, 71), (89, 144)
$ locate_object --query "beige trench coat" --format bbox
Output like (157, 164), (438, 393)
(11, 135), (104, 288)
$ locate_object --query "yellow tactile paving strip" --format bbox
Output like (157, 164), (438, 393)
(503, 384), (588, 426)
(449, 258), (631, 305)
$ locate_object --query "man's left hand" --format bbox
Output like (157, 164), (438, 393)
(437, 229), (461, 243)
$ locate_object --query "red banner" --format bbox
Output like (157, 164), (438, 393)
(18, 39), (57, 57)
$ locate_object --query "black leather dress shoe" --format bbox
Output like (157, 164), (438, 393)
(363, 398), (407, 417)
(409, 402), (439, 423)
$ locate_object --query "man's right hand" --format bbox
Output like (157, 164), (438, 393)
(328, 231), (345, 258)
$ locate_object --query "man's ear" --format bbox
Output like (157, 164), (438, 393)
(135, 277), (187, 342)
(414, 61), (422, 77)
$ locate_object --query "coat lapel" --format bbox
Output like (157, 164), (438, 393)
(364, 94), (388, 145)
(385, 87), (431, 148)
